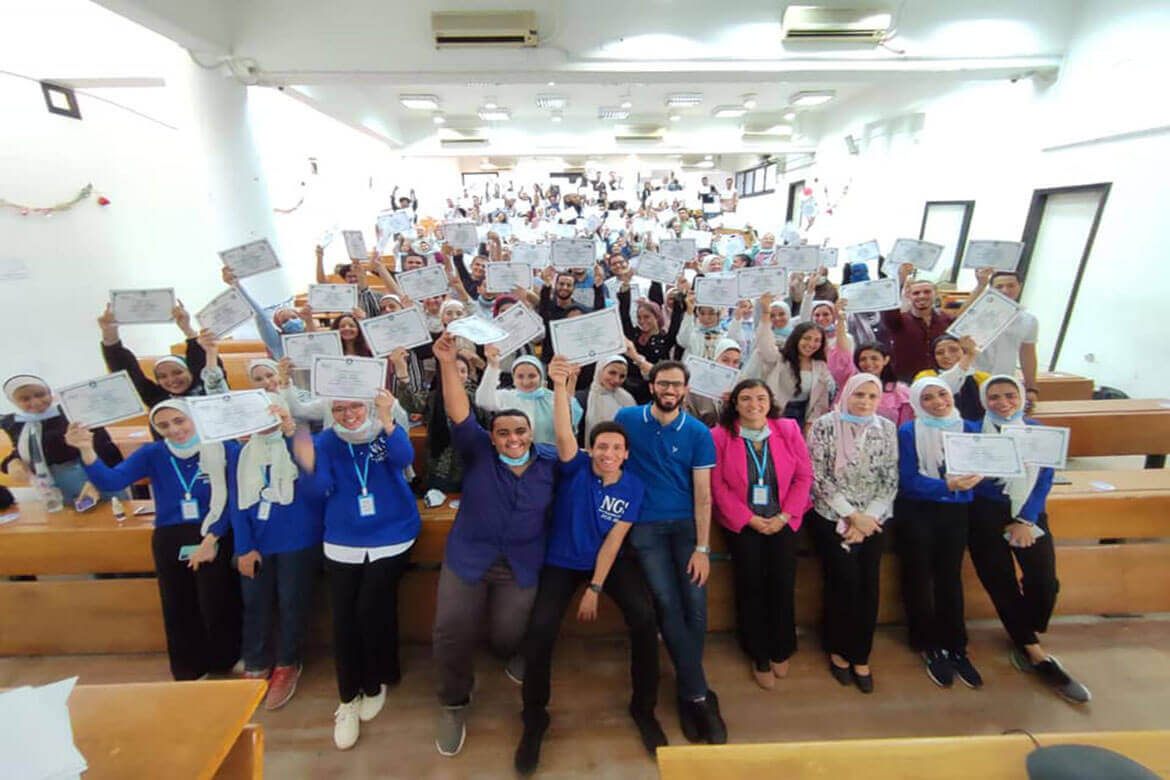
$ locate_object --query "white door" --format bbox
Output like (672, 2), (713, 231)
(919, 203), (970, 284)
(1019, 189), (1106, 369)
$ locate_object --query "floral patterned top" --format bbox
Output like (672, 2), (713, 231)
(807, 411), (899, 524)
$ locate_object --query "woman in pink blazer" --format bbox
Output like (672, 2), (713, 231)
(711, 378), (814, 690)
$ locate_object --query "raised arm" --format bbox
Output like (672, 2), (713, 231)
(475, 352), (504, 412)
(222, 266), (283, 357)
(98, 304), (166, 407)
(434, 331), (470, 425)
(315, 245), (328, 284)
(548, 356), (580, 462)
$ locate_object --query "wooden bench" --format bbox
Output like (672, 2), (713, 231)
(1032, 399), (1170, 466)
(1036, 371), (1093, 401)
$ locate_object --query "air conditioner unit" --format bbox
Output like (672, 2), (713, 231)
(781, 6), (892, 42)
(742, 131), (793, 144)
(432, 11), (539, 48)
(439, 128), (489, 148)
(614, 125), (664, 145)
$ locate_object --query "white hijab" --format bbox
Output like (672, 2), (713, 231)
(585, 355), (635, 438)
(150, 400), (227, 535)
(331, 401), (381, 445)
(236, 393), (298, 509)
(979, 375), (1039, 517)
(4, 374), (60, 468)
(494, 355), (583, 445)
(908, 376), (964, 480)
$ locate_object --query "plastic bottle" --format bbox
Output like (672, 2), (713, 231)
(33, 467), (64, 513)
(111, 496), (126, 524)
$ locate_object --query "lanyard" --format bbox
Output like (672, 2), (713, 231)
(347, 443), (371, 496)
(169, 456), (199, 500)
(745, 439), (770, 486)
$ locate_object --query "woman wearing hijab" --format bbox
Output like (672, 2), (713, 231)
(65, 400), (241, 681)
(896, 377), (983, 690)
(2, 374), (123, 504)
(829, 342), (914, 426)
(477, 352), (583, 445)
(227, 396), (323, 711)
(617, 281), (685, 403)
(583, 354), (636, 441)
(710, 379), (813, 690)
(968, 375), (1091, 703)
(685, 339), (742, 428)
(291, 389), (420, 751)
(914, 334), (989, 421)
(807, 373), (899, 693)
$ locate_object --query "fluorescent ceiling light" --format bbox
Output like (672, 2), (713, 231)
(666, 92), (703, 107)
(713, 105), (747, 118)
(536, 95), (567, 109)
(399, 94), (440, 110)
(483, 98), (498, 109)
(598, 107), (630, 119)
(742, 94), (758, 110)
(790, 90), (835, 107)
(478, 107), (511, 120)
(551, 111), (563, 123)
(620, 99), (632, 109)
(694, 160), (714, 168)
(783, 111), (796, 121)
(547, 80), (556, 86)
(704, 154), (713, 160)
(669, 113), (681, 122)
(432, 114), (446, 125)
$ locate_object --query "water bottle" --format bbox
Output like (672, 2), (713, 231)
(33, 467), (64, 513)
(111, 496), (127, 524)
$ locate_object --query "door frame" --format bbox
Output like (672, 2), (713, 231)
(918, 200), (975, 282)
(785, 179), (805, 224)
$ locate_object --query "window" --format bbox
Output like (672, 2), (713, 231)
(735, 161), (777, 199)
(786, 179), (805, 224)
(918, 200), (975, 284)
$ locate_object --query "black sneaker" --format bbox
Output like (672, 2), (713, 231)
(1034, 656), (1092, 704)
(514, 710), (549, 776)
(950, 651), (984, 689)
(677, 697), (703, 743)
(629, 704), (668, 755)
(923, 650), (954, 688)
(698, 689), (728, 745)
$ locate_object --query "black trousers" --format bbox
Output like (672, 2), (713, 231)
(967, 497), (1059, 648)
(520, 558), (659, 722)
(722, 523), (799, 669)
(326, 548), (412, 703)
(151, 523), (242, 681)
(809, 513), (885, 666)
(894, 499), (969, 653)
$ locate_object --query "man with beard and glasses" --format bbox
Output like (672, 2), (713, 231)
(614, 361), (727, 745)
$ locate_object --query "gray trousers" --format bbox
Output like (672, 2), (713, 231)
(433, 557), (537, 706)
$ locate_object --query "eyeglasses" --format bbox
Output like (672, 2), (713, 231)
(653, 380), (686, 390)
(333, 403), (365, 414)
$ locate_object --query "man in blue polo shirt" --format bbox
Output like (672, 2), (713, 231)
(614, 360), (727, 745)
(431, 331), (558, 759)
(513, 356), (663, 775)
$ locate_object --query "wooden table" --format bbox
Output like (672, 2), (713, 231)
(1049, 469), (1170, 538)
(1031, 398), (1170, 466)
(1036, 371), (1093, 401)
(657, 730), (1170, 779)
(69, 680), (264, 779)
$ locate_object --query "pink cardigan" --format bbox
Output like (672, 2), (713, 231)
(711, 418), (814, 533)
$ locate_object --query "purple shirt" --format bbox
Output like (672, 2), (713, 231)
(444, 415), (558, 588)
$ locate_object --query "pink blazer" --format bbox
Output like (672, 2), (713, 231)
(711, 418), (814, 533)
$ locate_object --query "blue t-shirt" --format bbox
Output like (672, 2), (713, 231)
(545, 451), (646, 571)
(614, 404), (716, 522)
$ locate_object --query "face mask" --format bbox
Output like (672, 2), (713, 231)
(739, 426), (770, 442)
(499, 450), (531, 467)
(14, 407), (61, 423)
(280, 318), (306, 334)
(773, 326), (793, 340)
(516, 389), (546, 400)
(840, 411), (874, 425)
(170, 433), (201, 449)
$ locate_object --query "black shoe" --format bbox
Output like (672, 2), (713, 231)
(1034, 656), (1092, 704)
(923, 650), (954, 688)
(828, 659), (852, 686)
(697, 690), (728, 745)
(514, 711), (549, 776)
(949, 651), (984, 689)
(677, 698), (703, 743)
(629, 704), (668, 755)
(851, 668), (874, 694)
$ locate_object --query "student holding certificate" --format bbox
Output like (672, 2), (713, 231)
(333, 313), (374, 357)
(684, 339), (742, 428)
(967, 376), (1091, 703)
(710, 379), (813, 691)
(676, 290), (731, 363)
(895, 378), (983, 690)
(66, 400), (242, 681)
(582, 353), (637, 442)
(881, 266), (954, 382)
(617, 281), (684, 404)
(958, 270), (1041, 411)
(743, 304), (834, 433)
(290, 389), (420, 750)
(914, 335), (990, 421)
(477, 352), (583, 445)
(829, 343), (913, 426)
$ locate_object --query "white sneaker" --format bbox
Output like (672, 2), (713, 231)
(358, 684), (386, 722)
(333, 699), (361, 750)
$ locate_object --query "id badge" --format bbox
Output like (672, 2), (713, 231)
(180, 499), (200, 521)
(358, 493), (376, 517)
(751, 483), (770, 507)
(257, 500), (272, 521)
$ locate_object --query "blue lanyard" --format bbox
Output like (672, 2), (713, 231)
(347, 443), (371, 495)
(745, 439), (770, 486)
(169, 456), (199, 500)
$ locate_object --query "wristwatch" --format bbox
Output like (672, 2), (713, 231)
(694, 545), (711, 554)
(587, 583), (603, 594)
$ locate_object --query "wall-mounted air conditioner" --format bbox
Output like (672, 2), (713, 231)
(782, 6), (892, 42)
(615, 125), (665, 145)
(432, 11), (539, 48)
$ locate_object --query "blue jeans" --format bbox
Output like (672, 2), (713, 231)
(629, 517), (708, 700)
(239, 546), (320, 670)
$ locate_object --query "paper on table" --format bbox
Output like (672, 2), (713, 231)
(196, 287), (254, 337)
(946, 287), (1021, 350)
(549, 305), (625, 365)
(511, 242), (550, 269)
(443, 222), (480, 253)
(187, 389), (280, 443)
(281, 330), (343, 369)
(218, 238), (281, 279)
(341, 231), (369, 261)
(943, 432), (1026, 478)
(776, 246), (822, 271)
(840, 278), (901, 313)
(307, 283), (357, 312)
(0, 677), (87, 780)
(395, 265), (450, 301)
(887, 238), (944, 271)
(1000, 424), (1070, 469)
(358, 306), (432, 355)
(735, 266), (787, 300)
(110, 288), (176, 324)
(962, 240), (1025, 271)
(633, 251), (684, 284)
(491, 302), (545, 358)
(57, 370), (145, 428)
(694, 275), (741, 307)
(659, 238), (697, 264)
(844, 240), (881, 264)
(684, 355), (740, 400)
(484, 262), (533, 294)
(550, 238), (595, 269)
(448, 316), (509, 345)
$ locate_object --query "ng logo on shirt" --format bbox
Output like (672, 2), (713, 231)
(599, 495), (630, 524)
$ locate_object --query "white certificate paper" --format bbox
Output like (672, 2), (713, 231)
(307, 284), (357, 312)
(311, 355), (388, 401)
(549, 306), (625, 365)
(443, 222), (480, 253)
(962, 240), (1025, 271)
(943, 433), (1026, 478)
(342, 230), (368, 261)
(659, 239), (697, 264)
(888, 238), (944, 271)
(820, 247), (840, 268)
(492, 303), (545, 358)
(484, 262), (533, 294)
(1001, 425), (1070, 469)
(359, 306), (432, 355)
(196, 287), (254, 337)
(946, 287), (1021, 350)
(186, 390), (279, 443)
(634, 251), (684, 284)
(845, 240), (881, 263)
(840, 278), (901, 313)
(550, 238), (595, 269)
(684, 355), (740, 400)
(735, 266), (787, 300)
(377, 208), (413, 236)
(395, 265), (450, 301)
(281, 331), (343, 369)
(776, 246), (822, 271)
(447, 316), (509, 345)
(110, 288), (175, 324)
(57, 371), (145, 428)
(218, 239), (281, 279)
(694, 275), (740, 307)
(511, 242), (550, 269)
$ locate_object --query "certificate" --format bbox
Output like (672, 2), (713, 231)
(281, 331), (343, 369)
(681, 229), (713, 250)
(943, 433), (1025, 478)
(735, 266), (787, 299)
(511, 242), (550, 269)
(888, 238), (944, 271)
(840, 278), (901, 313)
(57, 371), (145, 428)
(820, 247), (840, 268)
(633, 251), (683, 284)
(659, 239), (697, 264)
(684, 355), (740, 400)
(550, 238), (595, 269)
(718, 234), (746, 258)
(396, 265), (450, 301)
(311, 355), (388, 401)
(218, 238), (281, 279)
(1001, 425), (1070, 469)
(376, 208), (413, 236)
(776, 246), (822, 271)
(342, 231), (368, 261)
(110, 288), (175, 324)
(186, 390), (279, 443)
(549, 306), (625, 365)
(443, 222), (480, 253)
(633, 218), (657, 235)
(448, 316), (509, 345)
(358, 306), (432, 355)
(845, 240), (881, 263)
(962, 240), (1025, 271)
(484, 262), (533, 294)
(694, 275), (740, 307)
(196, 287), (254, 337)
(492, 303), (545, 358)
(946, 287), (1021, 350)
(549, 223), (576, 239)
(307, 284), (357, 312)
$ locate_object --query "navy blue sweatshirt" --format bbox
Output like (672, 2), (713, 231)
(896, 419), (981, 504)
(971, 418), (1056, 529)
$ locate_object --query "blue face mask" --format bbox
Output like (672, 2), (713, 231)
(773, 326), (793, 340)
(739, 426), (770, 442)
(499, 450), (531, 467)
(14, 407), (61, 423)
(280, 318), (306, 334)
(840, 411), (875, 425)
(171, 433), (201, 449)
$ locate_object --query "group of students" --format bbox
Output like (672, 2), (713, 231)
(1, 193), (1091, 775)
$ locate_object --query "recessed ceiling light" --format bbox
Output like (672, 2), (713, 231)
(713, 105), (747, 118)
(666, 93), (703, 108)
(536, 95), (568, 109)
(669, 113), (681, 122)
(704, 154), (713, 160)
(483, 98), (498, 109)
(741, 94), (758, 110)
(547, 80), (556, 86)
(432, 114), (446, 125)
(399, 94), (440, 110)
(790, 90), (835, 107)
(477, 107), (511, 121)
(598, 107), (630, 120)
(620, 99), (632, 109)
(783, 111), (796, 121)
